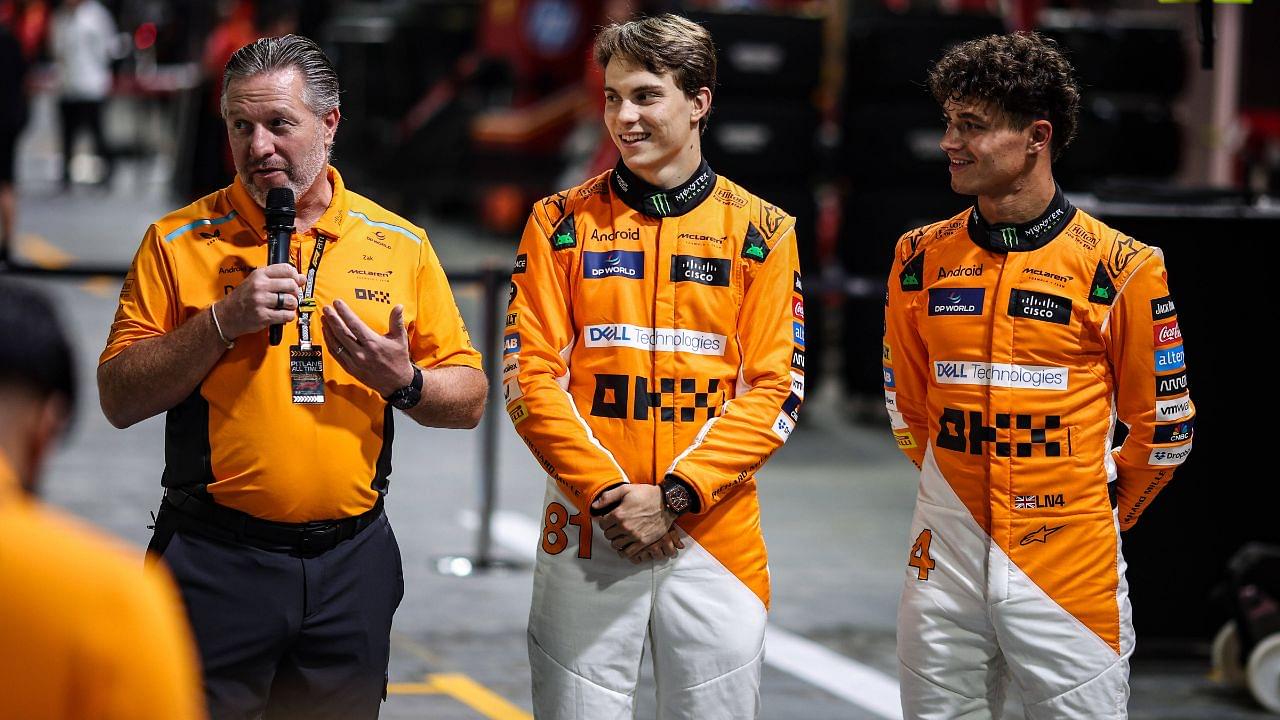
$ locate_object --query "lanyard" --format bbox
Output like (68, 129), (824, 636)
(296, 234), (328, 350)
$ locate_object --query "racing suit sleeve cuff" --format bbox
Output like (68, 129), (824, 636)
(665, 471), (706, 515)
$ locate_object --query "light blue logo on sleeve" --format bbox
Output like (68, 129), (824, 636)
(1154, 344), (1185, 372)
(793, 322), (805, 347)
(503, 333), (521, 355)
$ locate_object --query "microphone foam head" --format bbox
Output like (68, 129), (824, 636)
(266, 187), (295, 213)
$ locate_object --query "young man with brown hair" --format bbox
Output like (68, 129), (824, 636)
(883, 32), (1195, 718)
(505, 13), (805, 718)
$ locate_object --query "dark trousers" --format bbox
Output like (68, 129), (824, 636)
(57, 98), (111, 185)
(151, 513), (404, 720)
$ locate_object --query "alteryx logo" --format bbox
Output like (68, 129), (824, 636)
(793, 322), (805, 347)
(928, 288), (985, 316)
(503, 333), (521, 355)
(1154, 344), (1185, 372)
(583, 250), (644, 279)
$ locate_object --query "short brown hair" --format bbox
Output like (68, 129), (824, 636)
(594, 14), (717, 131)
(928, 31), (1080, 161)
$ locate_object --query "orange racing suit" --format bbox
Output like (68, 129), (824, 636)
(506, 159), (804, 718)
(883, 189), (1194, 718)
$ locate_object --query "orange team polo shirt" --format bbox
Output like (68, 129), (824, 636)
(0, 455), (205, 720)
(101, 166), (482, 522)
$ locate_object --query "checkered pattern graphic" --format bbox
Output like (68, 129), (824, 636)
(589, 374), (722, 422)
(355, 288), (391, 304)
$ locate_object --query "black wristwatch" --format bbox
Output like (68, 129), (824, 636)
(383, 365), (423, 410)
(660, 477), (693, 516)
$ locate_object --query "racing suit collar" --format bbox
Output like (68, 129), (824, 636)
(611, 158), (717, 218)
(968, 184), (1076, 253)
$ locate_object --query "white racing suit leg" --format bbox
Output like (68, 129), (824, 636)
(898, 448), (1134, 720)
(528, 479), (766, 720)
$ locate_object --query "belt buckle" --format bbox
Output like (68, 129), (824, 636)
(298, 523), (340, 554)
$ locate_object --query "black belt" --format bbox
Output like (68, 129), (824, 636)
(160, 486), (384, 557)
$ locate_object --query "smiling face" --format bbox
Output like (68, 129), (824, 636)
(939, 98), (1048, 199)
(223, 68), (338, 207)
(603, 57), (709, 188)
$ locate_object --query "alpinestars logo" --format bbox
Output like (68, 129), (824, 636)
(1020, 524), (1065, 545)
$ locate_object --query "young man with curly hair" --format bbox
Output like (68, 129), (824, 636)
(882, 32), (1195, 718)
(505, 13), (804, 719)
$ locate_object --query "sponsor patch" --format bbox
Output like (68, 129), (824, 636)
(671, 255), (731, 287)
(583, 324), (726, 356)
(937, 263), (983, 280)
(512, 253), (528, 274)
(502, 357), (519, 381)
(791, 348), (805, 371)
(882, 341), (892, 363)
(793, 322), (806, 347)
(508, 400), (530, 426)
(1089, 262), (1116, 305)
(583, 250), (645, 279)
(894, 430), (917, 449)
(928, 288), (985, 316)
(1154, 418), (1194, 444)
(900, 253), (924, 292)
(782, 393), (802, 423)
(883, 366), (896, 388)
(1154, 344), (1185, 372)
(1155, 394), (1192, 422)
(504, 377), (524, 404)
(1151, 295), (1176, 321)
(793, 272), (803, 293)
(792, 297), (805, 320)
(790, 372), (806, 399)
(887, 407), (908, 430)
(505, 312), (518, 328)
(1008, 289), (1071, 325)
(503, 333), (521, 355)
(1156, 370), (1189, 397)
(549, 213), (576, 250)
(1154, 320), (1182, 347)
(933, 361), (1068, 390)
(772, 411), (796, 441)
(1148, 442), (1192, 465)
(742, 223), (770, 262)
(884, 390), (898, 412)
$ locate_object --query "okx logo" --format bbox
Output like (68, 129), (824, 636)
(590, 374), (724, 422)
(354, 288), (390, 304)
(936, 407), (1065, 458)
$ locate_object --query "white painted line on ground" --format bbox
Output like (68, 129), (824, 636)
(460, 508), (903, 718)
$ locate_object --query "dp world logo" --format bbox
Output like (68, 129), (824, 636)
(928, 288), (985, 316)
(583, 250), (644, 279)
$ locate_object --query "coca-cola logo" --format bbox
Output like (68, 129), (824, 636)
(1154, 320), (1182, 346)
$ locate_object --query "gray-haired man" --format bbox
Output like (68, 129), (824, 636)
(98, 35), (487, 718)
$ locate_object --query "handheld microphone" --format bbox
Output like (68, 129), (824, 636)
(265, 187), (295, 346)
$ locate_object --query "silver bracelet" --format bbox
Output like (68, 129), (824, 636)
(210, 301), (235, 349)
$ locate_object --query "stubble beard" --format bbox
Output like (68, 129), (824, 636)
(242, 137), (331, 208)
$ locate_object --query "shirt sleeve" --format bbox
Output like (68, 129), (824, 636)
(409, 234), (482, 370)
(1108, 248), (1193, 530)
(100, 225), (180, 365)
(883, 235), (930, 469)
(666, 221), (803, 514)
(504, 209), (630, 514)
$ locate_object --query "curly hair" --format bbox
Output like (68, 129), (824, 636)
(594, 14), (717, 132)
(928, 32), (1080, 161)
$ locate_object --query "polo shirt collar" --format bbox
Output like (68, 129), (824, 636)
(226, 166), (351, 241)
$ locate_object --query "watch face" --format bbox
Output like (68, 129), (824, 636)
(664, 484), (690, 514)
(391, 387), (421, 410)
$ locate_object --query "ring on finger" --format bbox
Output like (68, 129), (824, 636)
(274, 292), (285, 310)
(334, 344), (345, 356)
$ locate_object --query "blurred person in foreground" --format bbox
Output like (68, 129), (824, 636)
(0, 21), (26, 258)
(882, 32), (1195, 718)
(0, 279), (204, 720)
(505, 14), (805, 718)
(97, 35), (486, 718)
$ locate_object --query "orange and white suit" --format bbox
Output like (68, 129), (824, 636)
(883, 190), (1194, 719)
(505, 160), (804, 719)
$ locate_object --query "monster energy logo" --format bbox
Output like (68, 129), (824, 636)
(647, 193), (671, 216)
(1000, 227), (1017, 247)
